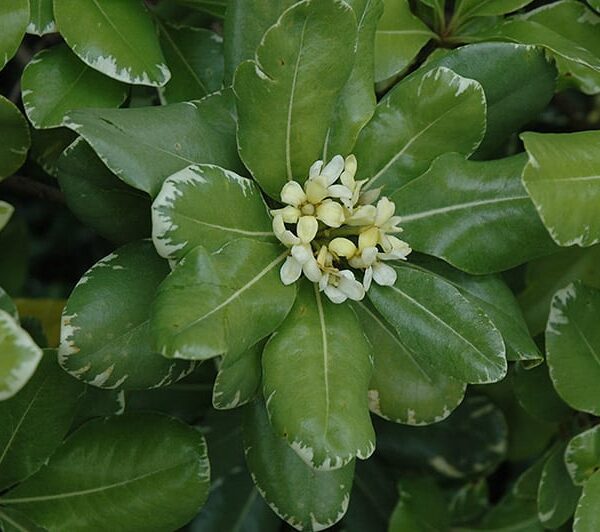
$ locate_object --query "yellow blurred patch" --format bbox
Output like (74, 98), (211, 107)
(15, 299), (66, 348)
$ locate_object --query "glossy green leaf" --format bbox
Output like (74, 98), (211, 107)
(354, 67), (486, 193)
(158, 23), (224, 104)
(57, 139), (151, 244)
(422, 43), (556, 158)
(376, 395), (507, 478)
(152, 239), (295, 360)
(0, 215), (29, 295)
(0, 414), (210, 531)
(213, 341), (263, 410)
(244, 400), (355, 530)
(27, 0), (55, 35)
(0, 352), (84, 491)
(374, 0), (434, 82)
(513, 450), (548, 501)
(537, 442), (581, 528)
(234, 0), (357, 198)
(353, 300), (466, 425)
(0, 0), (28, 71)
(29, 127), (77, 177)
(223, 0), (297, 83)
(448, 479), (489, 524)
(0, 96), (30, 179)
(369, 264), (507, 384)
(0, 202), (13, 233)
(152, 164), (273, 261)
(546, 282), (600, 415)
(0, 507), (45, 532)
(21, 44), (127, 129)
(522, 131), (600, 247)
(0, 309), (42, 401)
(480, 492), (543, 531)
(565, 426), (600, 486)
(263, 282), (374, 470)
(454, 0), (534, 19)
(53, 0), (170, 86)
(419, 258), (542, 364)
(65, 90), (243, 197)
(393, 153), (557, 273)
(575, 471), (600, 532)
(324, 0), (383, 157)
(59, 241), (194, 390)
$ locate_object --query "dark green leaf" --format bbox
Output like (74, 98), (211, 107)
(0, 96), (30, 179)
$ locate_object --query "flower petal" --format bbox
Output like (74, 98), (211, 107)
(324, 284), (347, 304)
(329, 237), (357, 258)
(281, 181), (307, 207)
(373, 262), (397, 286)
(303, 256), (323, 282)
(273, 214), (300, 246)
(271, 205), (301, 223)
(280, 256), (302, 285)
(291, 243), (313, 264)
(358, 226), (380, 250)
(375, 197), (395, 227)
(338, 270), (366, 301)
(309, 159), (324, 178)
(363, 266), (373, 291)
(321, 155), (345, 186)
(297, 215), (318, 243)
(316, 201), (345, 228)
(305, 180), (329, 204)
(345, 205), (376, 226)
(328, 184), (353, 200)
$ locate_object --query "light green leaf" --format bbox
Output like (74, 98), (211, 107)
(354, 67), (486, 193)
(59, 241), (194, 390)
(376, 395), (507, 478)
(234, 0), (357, 199)
(575, 471), (600, 532)
(244, 399), (355, 530)
(53, 0), (170, 86)
(173, 0), (228, 17)
(151, 239), (295, 360)
(263, 282), (375, 470)
(422, 43), (556, 158)
(0, 0), (28, 71)
(0, 414), (210, 531)
(565, 426), (600, 486)
(374, 0), (434, 82)
(419, 258), (542, 364)
(0, 352), (84, 491)
(537, 442), (581, 528)
(522, 131), (600, 247)
(392, 153), (557, 273)
(546, 282), (600, 415)
(65, 90), (243, 197)
(590, 0), (600, 11)
(454, 0), (534, 19)
(0, 309), (42, 401)
(152, 164), (273, 262)
(213, 341), (263, 410)
(27, 0), (55, 35)
(21, 44), (127, 129)
(368, 264), (507, 384)
(57, 139), (151, 244)
(0, 202), (13, 233)
(0, 288), (17, 320)
(324, 0), (383, 157)
(158, 23), (224, 104)
(0, 95), (30, 179)
(353, 300), (466, 425)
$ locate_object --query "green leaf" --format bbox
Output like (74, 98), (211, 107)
(213, 341), (263, 410)
(234, 0), (357, 199)
(152, 164), (273, 261)
(0, 413), (210, 531)
(419, 258), (542, 364)
(158, 23), (224, 104)
(376, 395), (507, 478)
(513, 450), (548, 501)
(454, 0), (534, 19)
(173, 0), (228, 17)
(0, 507), (45, 532)
(27, 0), (55, 35)
(354, 67), (486, 194)
(151, 239), (296, 360)
(57, 139), (151, 244)
(353, 300), (466, 425)
(368, 264), (507, 384)
(324, 0), (383, 157)
(223, 0), (297, 83)
(392, 153), (557, 273)
(263, 282), (375, 470)
(65, 90), (243, 197)
(0, 287), (17, 320)
(0, 95), (30, 179)
(448, 479), (489, 524)
(59, 241), (194, 390)
(546, 282), (600, 415)
(480, 492), (543, 531)
(374, 0), (434, 82)
(29, 127), (76, 178)
(522, 131), (600, 247)
(575, 471), (600, 532)
(0, 309), (42, 401)
(244, 400), (355, 530)
(0, 0), (28, 71)
(565, 426), (600, 486)
(537, 442), (582, 528)
(53, 0), (170, 86)
(0, 202), (13, 233)
(0, 352), (84, 491)
(422, 43), (556, 158)
(21, 44), (127, 129)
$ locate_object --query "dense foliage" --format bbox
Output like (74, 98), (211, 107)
(0, 0), (599, 530)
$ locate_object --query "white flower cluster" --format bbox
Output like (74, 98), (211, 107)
(271, 154), (412, 304)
